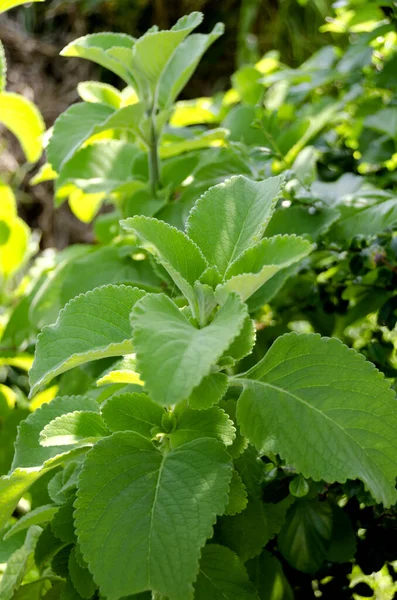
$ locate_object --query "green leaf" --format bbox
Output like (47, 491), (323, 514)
(4, 505), (58, 540)
(189, 373), (229, 410)
(160, 128), (228, 159)
(0, 471), (47, 531)
(60, 579), (84, 600)
(131, 292), (247, 406)
(0, 40), (6, 92)
(326, 505), (357, 563)
(77, 81), (122, 108)
(69, 545), (97, 599)
(158, 23), (224, 108)
(219, 234), (312, 301)
(365, 107), (397, 138)
(289, 474), (310, 498)
(170, 406), (235, 448)
(218, 498), (278, 562)
(61, 33), (136, 85)
(129, 12), (203, 104)
(246, 550), (293, 600)
(75, 432), (232, 599)
(56, 140), (139, 200)
(0, 0), (44, 14)
(0, 526), (42, 600)
(29, 285), (145, 396)
(12, 396), (99, 470)
(101, 392), (164, 437)
(223, 316), (256, 362)
(121, 216), (208, 304)
(35, 524), (67, 569)
(331, 197), (397, 242)
(40, 412), (109, 447)
(278, 499), (333, 573)
(31, 245), (159, 329)
(47, 102), (114, 171)
(51, 496), (76, 544)
(236, 332), (397, 506)
(224, 470), (248, 516)
(265, 205), (340, 241)
(194, 544), (258, 600)
(186, 175), (284, 277)
(0, 92), (44, 162)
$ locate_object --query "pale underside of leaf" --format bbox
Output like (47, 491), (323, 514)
(39, 411), (109, 446)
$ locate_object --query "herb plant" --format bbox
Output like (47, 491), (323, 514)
(1, 3), (397, 599)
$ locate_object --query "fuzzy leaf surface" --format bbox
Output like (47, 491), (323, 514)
(132, 293), (247, 405)
(30, 285), (145, 396)
(220, 234), (312, 301)
(237, 332), (397, 506)
(101, 392), (164, 437)
(122, 216), (208, 302)
(170, 406), (235, 448)
(186, 175), (283, 277)
(75, 432), (232, 599)
(40, 412), (109, 447)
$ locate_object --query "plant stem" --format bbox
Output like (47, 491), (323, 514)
(148, 111), (161, 198)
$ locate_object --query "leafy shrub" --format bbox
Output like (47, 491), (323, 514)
(1, 1), (397, 599)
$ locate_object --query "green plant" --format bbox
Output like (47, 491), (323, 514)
(2, 6), (397, 599)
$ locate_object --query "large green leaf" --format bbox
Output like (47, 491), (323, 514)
(186, 176), (284, 277)
(194, 544), (258, 600)
(75, 432), (232, 599)
(131, 292), (247, 406)
(0, 92), (44, 162)
(61, 33), (136, 85)
(158, 23), (224, 108)
(236, 332), (397, 506)
(122, 216), (208, 304)
(30, 285), (145, 396)
(219, 234), (312, 301)
(129, 12), (203, 105)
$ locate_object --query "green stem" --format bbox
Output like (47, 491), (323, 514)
(148, 111), (161, 198)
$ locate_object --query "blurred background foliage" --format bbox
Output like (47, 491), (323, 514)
(0, 0), (337, 247)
